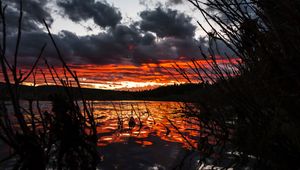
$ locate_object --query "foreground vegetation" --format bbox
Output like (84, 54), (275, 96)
(0, 0), (300, 169)
(0, 1), (99, 169)
(184, 0), (300, 169)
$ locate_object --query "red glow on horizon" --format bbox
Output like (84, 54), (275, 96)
(0, 58), (240, 90)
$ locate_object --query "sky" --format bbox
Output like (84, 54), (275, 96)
(0, 0), (232, 90)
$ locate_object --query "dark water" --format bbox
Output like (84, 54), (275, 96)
(4, 101), (201, 170)
(93, 101), (200, 170)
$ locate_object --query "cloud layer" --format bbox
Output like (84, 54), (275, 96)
(140, 7), (196, 38)
(57, 0), (122, 28)
(2, 0), (232, 68)
(166, 0), (183, 5)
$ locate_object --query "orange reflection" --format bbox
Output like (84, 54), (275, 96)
(14, 100), (201, 149)
(94, 101), (200, 149)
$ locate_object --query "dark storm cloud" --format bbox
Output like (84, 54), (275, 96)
(57, 0), (122, 28)
(2, 1), (232, 67)
(5, 30), (70, 66)
(7, 0), (53, 25)
(6, 24), (142, 65)
(6, 25), (203, 66)
(67, 24), (203, 65)
(0, 0), (53, 36)
(140, 33), (156, 45)
(6, 28), (232, 68)
(139, 7), (196, 38)
(131, 37), (202, 64)
(166, 0), (183, 5)
(2, 7), (41, 35)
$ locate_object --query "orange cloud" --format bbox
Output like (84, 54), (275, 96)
(0, 58), (239, 90)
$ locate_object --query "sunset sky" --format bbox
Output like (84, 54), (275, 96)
(0, 0), (233, 90)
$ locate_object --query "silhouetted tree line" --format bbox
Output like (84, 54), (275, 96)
(137, 83), (205, 101)
(0, 82), (205, 102)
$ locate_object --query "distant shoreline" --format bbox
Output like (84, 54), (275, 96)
(0, 83), (203, 102)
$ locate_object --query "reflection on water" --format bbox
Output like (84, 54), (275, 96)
(8, 100), (200, 169)
(93, 101), (200, 169)
(94, 101), (200, 149)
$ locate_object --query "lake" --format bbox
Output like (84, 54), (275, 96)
(4, 100), (201, 170)
(93, 101), (200, 170)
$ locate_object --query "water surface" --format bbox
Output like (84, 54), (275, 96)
(92, 101), (200, 170)
(5, 100), (201, 169)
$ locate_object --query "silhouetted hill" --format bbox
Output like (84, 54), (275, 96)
(135, 83), (205, 101)
(0, 83), (204, 102)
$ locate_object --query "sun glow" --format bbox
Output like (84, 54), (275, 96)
(88, 81), (176, 91)
(1, 58), (239, 90)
